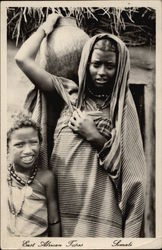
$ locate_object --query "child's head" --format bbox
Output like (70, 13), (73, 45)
(7, 112), (42, 169)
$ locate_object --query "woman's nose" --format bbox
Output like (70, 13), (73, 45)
(98, 65), (106, 75)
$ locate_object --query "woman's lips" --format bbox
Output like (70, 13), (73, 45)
(95, 79), (108, 84)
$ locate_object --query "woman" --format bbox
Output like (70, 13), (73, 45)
(15, 14), (146, 237)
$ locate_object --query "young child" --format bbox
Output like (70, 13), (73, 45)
(7, 112), (61, 237)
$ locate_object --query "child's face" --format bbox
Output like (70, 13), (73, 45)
(8, 127), (40, 170)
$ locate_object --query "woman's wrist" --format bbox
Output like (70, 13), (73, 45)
(37, 25), (46, 37)
(88, 132), (107, 151)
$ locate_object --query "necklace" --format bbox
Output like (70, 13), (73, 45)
(7, 164), (38, 216)
(87, 87), (110, 99)
(8, 164), (38, 185)
(8, 184), (26, 216)
(95, 95), (111, 111)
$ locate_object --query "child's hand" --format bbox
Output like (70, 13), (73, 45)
(40, 13), (61, 36)
(68, 109), (99, 141)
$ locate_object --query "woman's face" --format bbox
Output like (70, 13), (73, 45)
(88, 49), (117, 89)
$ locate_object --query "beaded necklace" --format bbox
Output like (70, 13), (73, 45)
(8, 164), (38, 185)
(87, 87), (110, 99)
(95, 95), (111, 111)
(87, 87), (111, 111)
(8, 164), (38, 216)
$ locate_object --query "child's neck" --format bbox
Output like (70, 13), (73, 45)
(13, 164), (34, 177)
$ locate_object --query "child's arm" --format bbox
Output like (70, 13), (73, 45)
(15, 14), (60, 92)
(43, 170), (61, 237)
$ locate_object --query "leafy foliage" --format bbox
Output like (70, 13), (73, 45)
(7, 7), (155, 46)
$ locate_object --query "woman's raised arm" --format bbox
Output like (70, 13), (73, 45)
(15, 14), (60, 92)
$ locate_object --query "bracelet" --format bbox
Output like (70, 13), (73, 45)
(49, 220), (60, 225)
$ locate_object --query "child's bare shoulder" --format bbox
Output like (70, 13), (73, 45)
(37, 168), (55, 186)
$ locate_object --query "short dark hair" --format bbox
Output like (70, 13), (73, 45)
(7, 111), (42, 149)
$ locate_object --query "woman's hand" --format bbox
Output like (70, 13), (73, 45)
(68, 109), (107, 150)
(15, 13), (62, 92)
(69, 109), (97, 140)
(40, 13), (61, 36)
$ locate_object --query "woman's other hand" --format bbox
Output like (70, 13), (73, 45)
(68, 109), (107, 150)
(40, 13), (61, 36)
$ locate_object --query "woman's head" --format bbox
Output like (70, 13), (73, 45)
(88, 38), (118, 93)
(77, 33), (130, 109)
(7, 112), (42, 169)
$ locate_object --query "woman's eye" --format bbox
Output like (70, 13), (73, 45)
(106, 63), (116, 70)
(107, 66), (114, 70)
(92, 63), (100, 67)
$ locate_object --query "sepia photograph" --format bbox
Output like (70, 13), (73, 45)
(1, 0), (162, 249)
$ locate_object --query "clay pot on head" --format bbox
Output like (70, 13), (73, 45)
(38, 17), (89, 82)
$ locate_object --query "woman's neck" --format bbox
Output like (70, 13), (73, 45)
(87, 83), (113, 97)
